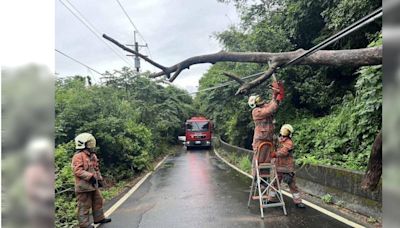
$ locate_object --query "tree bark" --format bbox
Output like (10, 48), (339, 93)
(150, 47), (382, 80)
(361, 130), (382, 191)
(103, 34), (382, 94)
(103, 34), (383, 192)
(223, 72), (245, 85)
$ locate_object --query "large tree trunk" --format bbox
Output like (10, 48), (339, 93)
(103, 34), (383, 192)
(361, 130), (382, 191)
(102, 34), (382, 94)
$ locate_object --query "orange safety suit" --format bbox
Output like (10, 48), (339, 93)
(71, 150), (105, 227)
(251, 100), (278, 151)
(272, 136), (302, 204)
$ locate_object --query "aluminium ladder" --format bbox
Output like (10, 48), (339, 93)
(247, 141), (287, 218)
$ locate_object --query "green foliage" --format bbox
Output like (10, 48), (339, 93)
(55, 142), (77, 227)
(55, 193), (78, 227)
(367, 216), (378, 224)
(55, 141), (75, 193)
(217, 149), (252, 174)
(239, 155), (252, 174)
(321, 0), (381, 48)
(197, 0), (381, 171)
(321, 193), (334, 204)
(101, 181), (127, 200)
(56, 71), (194, 178)
(55, 69), (195, 227)
(294, 65), (382, 170)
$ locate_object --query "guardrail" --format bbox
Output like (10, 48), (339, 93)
(215, 136), (382, 219)
(215, 136), (253, 160)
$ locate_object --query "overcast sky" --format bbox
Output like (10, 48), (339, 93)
(55, 0), (240, 93)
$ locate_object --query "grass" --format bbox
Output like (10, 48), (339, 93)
(321, 194), (334, 204)
(217, 148), (252, 174)
(101, 180), (128, 200)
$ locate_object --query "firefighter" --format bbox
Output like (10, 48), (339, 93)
(71, 133), (112, 228)
(269, 124), (306, 208)
(248, 81), (283, 152)
(249, 81), (283, 178)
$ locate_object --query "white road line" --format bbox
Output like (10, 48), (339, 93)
(93, 155), (169, 227)
(213, 149), (364, 228)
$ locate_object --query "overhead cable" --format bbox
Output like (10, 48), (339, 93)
(55, 49), (104, 76)
(59, 0), (134, 68)
(194, 6), (383, 95)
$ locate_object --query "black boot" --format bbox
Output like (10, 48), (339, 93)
(95, 218), (112, 224)
(295, 203), (306, 208)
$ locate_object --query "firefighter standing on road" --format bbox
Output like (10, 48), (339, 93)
(71, 133), (112, 228)
(269, 124), (306, 208)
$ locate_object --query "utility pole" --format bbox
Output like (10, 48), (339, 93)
(126, 31), (147, 73)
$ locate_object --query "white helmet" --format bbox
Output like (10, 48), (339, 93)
(280, 124), (294, 137)
(248, 95), (262, 109)
(75, 133), (96, 149)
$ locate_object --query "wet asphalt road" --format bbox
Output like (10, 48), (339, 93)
(102, 148), (350, 228)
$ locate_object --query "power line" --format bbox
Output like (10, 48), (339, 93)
(194, 7), (382, 95)
(192, 71), (264, 94)
(115, 0), (148, 45)
(115, 0), (154, 70)
(58, 0), (134, 68)
(283, 7), (382, 67)
(55, 49), (104, 76)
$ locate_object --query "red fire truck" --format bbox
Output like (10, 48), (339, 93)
(185, 116), (213, 149)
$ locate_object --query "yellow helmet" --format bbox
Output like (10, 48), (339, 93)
(280, 124), (294, 137)
(75, 133), (96, 149)
(248, 95), (263, 109)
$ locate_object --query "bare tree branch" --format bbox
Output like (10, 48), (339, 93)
(235, 63), (279, 95)
(150, 47), (382, 81)
(223, 72), (245, 85)
(103, 34), (382, 94)
(102, 34), (169, 76)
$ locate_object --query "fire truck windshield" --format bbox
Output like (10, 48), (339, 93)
(186, 121), (209, 132)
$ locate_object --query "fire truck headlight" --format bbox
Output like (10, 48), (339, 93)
(206, 141), (210, 144)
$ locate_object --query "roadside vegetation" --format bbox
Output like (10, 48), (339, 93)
(55, 0), (382, 226)
(216, 148), (252, 174)
(55, 69), (195, 227)
(195, 0), (382, 171)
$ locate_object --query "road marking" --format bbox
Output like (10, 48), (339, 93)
(213, 149), (365, 228)
(93, 155), (169, 227)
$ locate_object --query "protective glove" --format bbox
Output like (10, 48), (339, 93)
(271, 81), (280, 97)
(98, 180), (104, 188)
(89, 176), (97, 187)
(276, 81), (285, 102)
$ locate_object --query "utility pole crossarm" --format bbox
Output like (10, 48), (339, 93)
(102, 34), (167, 72)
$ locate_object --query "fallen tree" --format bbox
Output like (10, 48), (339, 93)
(103, 34), (382, 190)
(103, 34), (381, 95)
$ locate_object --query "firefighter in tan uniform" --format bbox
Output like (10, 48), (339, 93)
(248, 81), (283, 175)
(270, 124), (306, 208)
(249, 81), (284, 151)
(71, 133), (111, 228)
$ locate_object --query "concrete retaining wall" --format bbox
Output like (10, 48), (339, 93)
(215, 137), (382, 218)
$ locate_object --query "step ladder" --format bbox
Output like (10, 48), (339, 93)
(247, 141), (287, 218)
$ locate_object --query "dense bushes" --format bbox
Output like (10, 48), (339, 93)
(56, 71), (195, 178)
(196, 0), (382, 171)
(55, 70), (195, 227)
(294, 65), (382, 170)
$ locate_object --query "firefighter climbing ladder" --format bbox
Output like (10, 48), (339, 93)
(248, 142), (287, 218)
